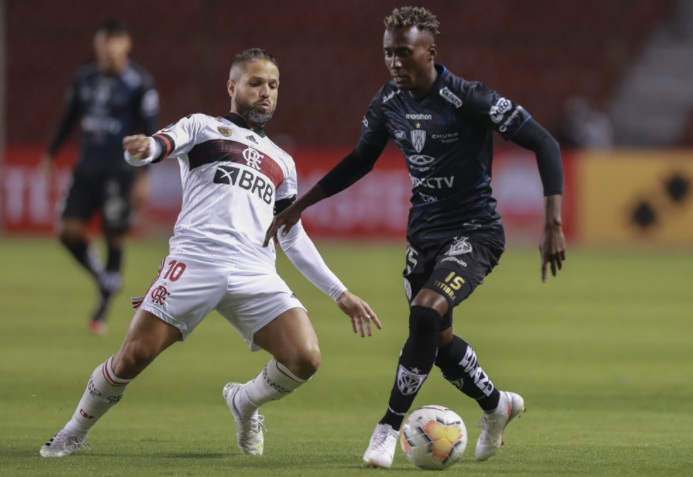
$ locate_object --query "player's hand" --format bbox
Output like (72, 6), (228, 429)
(41, 154), (53, 184)
(540, 223), (566, 283)
(123, 135), (151, 159)
(264, 203), (302, 247)
(336, 290), (382, 338)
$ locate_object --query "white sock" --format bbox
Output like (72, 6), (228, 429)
(237, 359), (308, 415)
(64, 357), (132, 436)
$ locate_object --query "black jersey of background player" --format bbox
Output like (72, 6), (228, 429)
(48, 60), (159, 172)
(360, 64), (531, 244)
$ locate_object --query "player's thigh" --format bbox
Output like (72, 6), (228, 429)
(421, 237), (503, 311)
(216, 269), (306, 352)
(100, 172), (135, 234)
(252, 307), (319, 363)
(59, 169), (98, 225)
(138, 256), (229, 340)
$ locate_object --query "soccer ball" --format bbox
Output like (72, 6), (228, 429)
(400, 405), (467, 470)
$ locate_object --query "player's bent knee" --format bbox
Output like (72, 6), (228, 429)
(287, 345), (321, 379)
(409, 306), (443, 334)
(113, 342), (159, 379)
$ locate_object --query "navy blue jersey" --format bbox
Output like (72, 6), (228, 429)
(48, 61), (159, 172)
(360, 64), (531, 244)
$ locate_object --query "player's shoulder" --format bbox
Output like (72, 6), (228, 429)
(120, 61), (155, 90)
(372, 81), (400, 106)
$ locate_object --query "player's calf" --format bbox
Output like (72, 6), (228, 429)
(39, 357), (132, 457)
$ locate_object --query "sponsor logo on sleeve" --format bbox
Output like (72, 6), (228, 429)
(439, 87), (463, 108)
(382, 90), (397, 104)
(362, 117), (369, 128)
(489, 97), (512, 123)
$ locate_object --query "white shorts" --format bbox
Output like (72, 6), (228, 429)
(139, 255), (305, 350)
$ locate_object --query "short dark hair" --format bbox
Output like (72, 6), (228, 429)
(229, 48), (279, 80)
(384, 6), (440, 37)
(97, 18), (129, 36)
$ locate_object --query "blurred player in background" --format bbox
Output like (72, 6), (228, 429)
(42, 19), (159, 334)
(40, 48), (380, 459)
(266, 6), (566, 467)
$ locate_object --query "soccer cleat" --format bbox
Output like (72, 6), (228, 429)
(223, 382), (265, 455)
(475, 391), (525, 461)
(363, 423), (400, 468)
(40, 430), (89, 458)
(88, 319), (108, 335)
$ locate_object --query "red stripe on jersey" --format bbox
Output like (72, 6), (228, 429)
(188, 139), (285, 188)
(154, 134), (173, 158)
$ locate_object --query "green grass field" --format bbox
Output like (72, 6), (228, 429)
(1, 237), (692, 476)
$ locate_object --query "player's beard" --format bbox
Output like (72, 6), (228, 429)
(235, 97), (274, 127)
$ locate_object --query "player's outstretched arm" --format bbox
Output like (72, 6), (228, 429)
(278, 220), (381, 337)
(264, 185), (327, 246)
(510, 118), (567, 282)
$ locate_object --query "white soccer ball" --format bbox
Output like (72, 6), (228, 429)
(400, 405), (467, 470)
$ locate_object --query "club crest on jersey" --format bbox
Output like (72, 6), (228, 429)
(217, 126), (233, 137)
(446, 237), (473, 256)
(411, 129), (426, 153)
(397, 365), (427, 395)
(242, 147), (263, 170)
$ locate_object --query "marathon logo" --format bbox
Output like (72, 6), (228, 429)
(405, 113), (433, 120)
(213, 165), (274, 204)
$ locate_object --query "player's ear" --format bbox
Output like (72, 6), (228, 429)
(227, 79), (236, 98)
(428, 44), (437, 62)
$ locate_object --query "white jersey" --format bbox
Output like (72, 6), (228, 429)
(150, 113), (296, 269)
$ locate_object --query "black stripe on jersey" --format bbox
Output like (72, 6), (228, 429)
(274, 195), (296, 215)
(152, 133), (175, 163)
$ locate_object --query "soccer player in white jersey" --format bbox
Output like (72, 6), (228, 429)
(40, 48), (381, 458)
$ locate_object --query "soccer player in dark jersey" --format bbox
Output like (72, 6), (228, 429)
(42, 19), (159, 334)
(265, 6), (566, 467)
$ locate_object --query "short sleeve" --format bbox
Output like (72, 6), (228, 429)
(463, 82), (531, 140)
(359, 87), (390, 149)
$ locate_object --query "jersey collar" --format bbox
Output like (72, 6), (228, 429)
(404, 64), (449, 104)
(223, 112), (267, 137)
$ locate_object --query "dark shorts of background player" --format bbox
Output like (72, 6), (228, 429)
(60, 167), (136, 234)
(403, 235), (504, 331)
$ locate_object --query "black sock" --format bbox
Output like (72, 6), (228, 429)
(106, 247), (123, 273)
(61, 238), (102, 278)
(435, 335), (500, 412)
(380, 306), (441, 430)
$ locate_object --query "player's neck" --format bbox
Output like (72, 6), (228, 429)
(98, 59), (128, 74)
(407, 67), (438, 100)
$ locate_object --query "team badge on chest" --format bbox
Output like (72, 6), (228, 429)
(411, 129), (426, 153)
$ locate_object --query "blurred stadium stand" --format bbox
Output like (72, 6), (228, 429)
(4, 0), (674, 146)
(4, 0), (693, 245)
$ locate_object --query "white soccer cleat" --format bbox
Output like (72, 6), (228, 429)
(40, 430), (89, 458)
(223, 382), (265, 456)
(475, 391), (525, 461)
(363, 423), (400, 468)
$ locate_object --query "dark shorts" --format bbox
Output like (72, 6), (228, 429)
(60, 168), (136, 233)
(402, 236), (504, 330)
